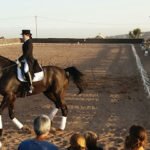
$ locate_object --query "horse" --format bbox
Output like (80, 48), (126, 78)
(0, 55), (85, 137)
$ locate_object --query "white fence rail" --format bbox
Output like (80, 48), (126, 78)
(131, 45), (150, 98)
(0, 43), (21, 47)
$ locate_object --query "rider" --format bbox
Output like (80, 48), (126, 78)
(18, 30), (34, 93)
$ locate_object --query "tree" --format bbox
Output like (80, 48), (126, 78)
(129, 31), (134, 39)
(129, 28), (141, 39)
(133, 28), (141, 38)
(0, 36), (4, 39)
(95, 33), (105, 39)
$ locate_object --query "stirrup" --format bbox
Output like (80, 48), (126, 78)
(29, 86), (34, 93)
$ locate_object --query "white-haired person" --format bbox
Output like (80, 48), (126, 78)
(18, 114), (58, 150)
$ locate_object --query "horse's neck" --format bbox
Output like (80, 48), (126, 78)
(0, 56), (14, 68)
(0, 66), (2, 78)
(0, 56), (15, 80)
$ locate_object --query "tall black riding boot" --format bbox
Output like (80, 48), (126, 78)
(24, 72), (34, 93)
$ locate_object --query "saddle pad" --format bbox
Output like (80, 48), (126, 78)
(17, 67), (44, 82)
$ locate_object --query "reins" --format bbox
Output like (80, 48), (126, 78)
(0, 63), (17, 71)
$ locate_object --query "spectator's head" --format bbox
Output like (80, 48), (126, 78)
(84, 131), (98, 149)
(33, 115), (51, 137)
(69, 133), (86, 150)
(125, 125), (147, 150)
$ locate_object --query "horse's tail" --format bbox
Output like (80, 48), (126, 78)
(65, 66), (86, 94)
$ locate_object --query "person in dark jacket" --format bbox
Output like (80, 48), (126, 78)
(84, 131), (103, 150)
(124, 125), (147, 150)
(19, 30), (34, 93)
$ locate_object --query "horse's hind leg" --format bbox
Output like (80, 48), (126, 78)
(50, 91), (68, 130)
(58, 91), (68, 130)
(44, 92), (59, 121)
(44, 91), (68, 130)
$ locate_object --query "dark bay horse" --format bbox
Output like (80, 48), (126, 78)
(0, 55), (85, 136)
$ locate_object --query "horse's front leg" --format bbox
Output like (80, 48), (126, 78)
(7, 94), (24, 129)
(0, 96), (9, 148)
(0, 96), (8, 136)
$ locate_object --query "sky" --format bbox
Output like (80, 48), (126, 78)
(0, 0), (150, 38)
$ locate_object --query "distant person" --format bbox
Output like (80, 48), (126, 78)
(18, 114), (58, 150)
(67, 133), (86, 150)
(124, 125), (147, 150)
(84, 131), (103, 150)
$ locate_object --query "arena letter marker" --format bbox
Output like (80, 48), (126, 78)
(59, 116), (67, 130)
(12, 118), (23, 129)
(49, 107), (58, 120)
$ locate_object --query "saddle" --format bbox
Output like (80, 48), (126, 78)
(16, 59), (44, 82)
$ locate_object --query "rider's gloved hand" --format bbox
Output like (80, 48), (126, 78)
(16, 60), (21, 67)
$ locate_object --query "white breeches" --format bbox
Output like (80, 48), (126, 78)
(23, 59), (29, 73)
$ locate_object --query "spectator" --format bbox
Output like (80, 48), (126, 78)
(67, 133), (86, 150)
(84, 131), (103, 150)
(125, 125), (147, 150)
(18, 114), (58, 150)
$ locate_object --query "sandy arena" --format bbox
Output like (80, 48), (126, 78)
(0, 43), (150, 150)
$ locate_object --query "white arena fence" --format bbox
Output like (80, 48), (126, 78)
(131, 44), (150, 98)
(0, 38), (21, 47)
(0, 43), (21, 47)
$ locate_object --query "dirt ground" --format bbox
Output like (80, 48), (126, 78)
(0, 43), (150, 150)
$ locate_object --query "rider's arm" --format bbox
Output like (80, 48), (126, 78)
(23, 40), (33, 58)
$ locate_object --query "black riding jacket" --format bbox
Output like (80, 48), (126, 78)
(19, 39), (34, 75)
(22, 39), (33, 60)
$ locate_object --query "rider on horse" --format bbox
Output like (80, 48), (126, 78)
(18, 30), (34, 93)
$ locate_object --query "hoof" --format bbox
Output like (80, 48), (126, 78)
(57, 128), (64, 132)
(50, 127), (64, 135)
(50, 127), (56, 134)
(55, 128), (65, 136)
(55, 128), (64, 134)
(20, 125), (32, 134)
